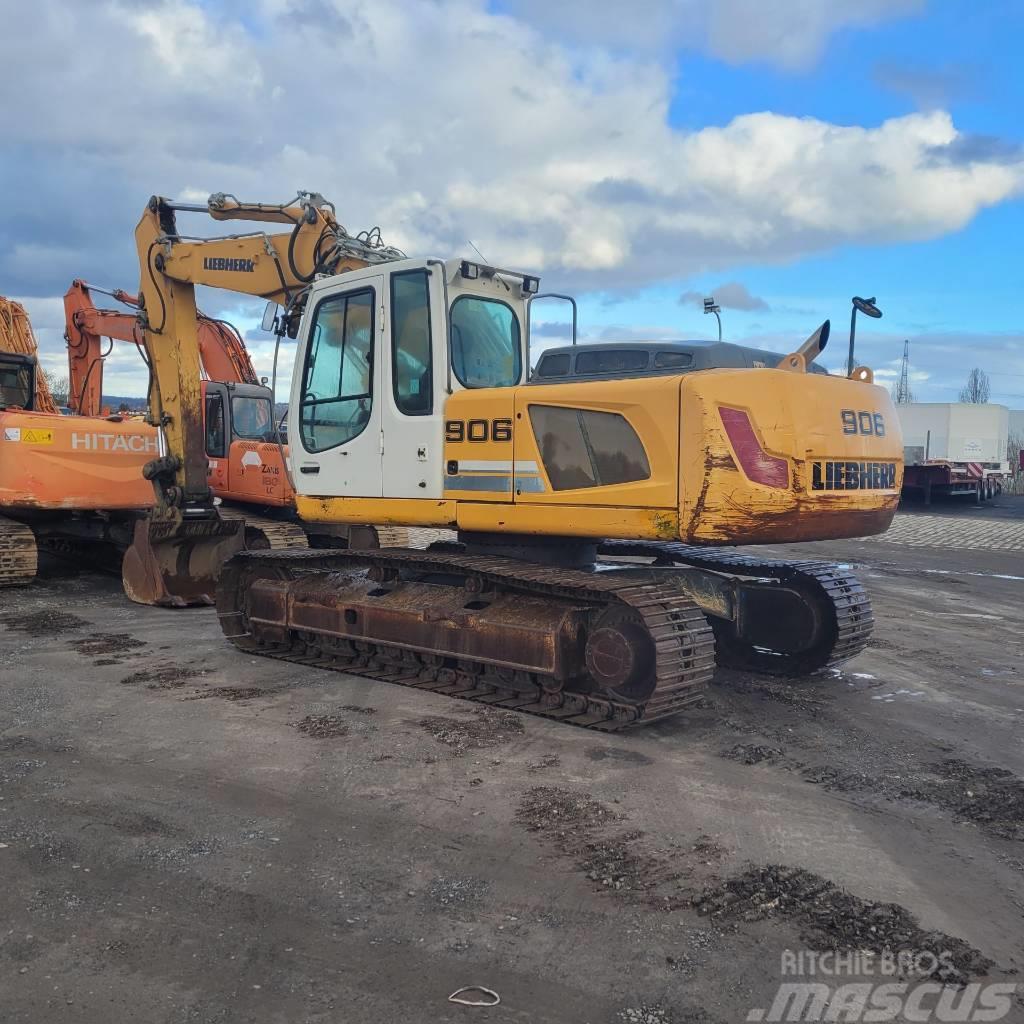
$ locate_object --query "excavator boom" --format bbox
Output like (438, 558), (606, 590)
(126, 192), (404, 606)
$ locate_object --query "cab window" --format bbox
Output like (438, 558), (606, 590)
(391, 271), (432, 415)
(205, 393), (226, 457)
(0, 360), (33, 410)
(231, 395), (273, 440)
(299, 288), (374, 453)
(450, 296), (521, 389)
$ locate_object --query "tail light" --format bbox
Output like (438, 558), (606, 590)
(719, 407), (789, 488)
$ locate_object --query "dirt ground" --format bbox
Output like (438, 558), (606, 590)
(1, 498), (1023, 1023)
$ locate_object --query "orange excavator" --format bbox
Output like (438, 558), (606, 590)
(64, 279), (258, 416)
(63, 279), (399, 557)
(0, 295), (154, 585)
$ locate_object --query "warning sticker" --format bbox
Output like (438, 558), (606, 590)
(3, 427), (21, 442)
(21, 429), (54, 445)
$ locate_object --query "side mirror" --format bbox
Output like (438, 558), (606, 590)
(261, 302), (279, 333)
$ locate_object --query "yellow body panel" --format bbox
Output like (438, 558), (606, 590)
(441, 390), (517, 500)
(299, 366), (902, 546)
(680, 368), (902, 543)
(297, 496), (458, 527)
(456, 502), (678, 539)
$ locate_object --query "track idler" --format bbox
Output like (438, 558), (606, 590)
(598, 540), (873, 675)
(122, 513), (245, 608)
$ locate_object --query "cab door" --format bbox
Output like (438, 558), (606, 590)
(203, 381), (230, 494)
(382, 267), (445, 498)
(290, 276), (384, 497)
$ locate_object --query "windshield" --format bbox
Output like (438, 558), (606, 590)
(299, 288), (375, 452)
(0, 360), (33, 410)
(450, 296), (521, 388)
(232, 395), (274, 440)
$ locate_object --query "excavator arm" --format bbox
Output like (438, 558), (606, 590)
(64, 279), (259, 417)
(126, 192), (402, 605)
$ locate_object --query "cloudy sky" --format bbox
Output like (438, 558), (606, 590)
(4, 0), (1023, 405)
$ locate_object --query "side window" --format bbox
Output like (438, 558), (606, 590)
(299, 288), (375, 453)
(529, 405), (651, 490)
(654, 351), (693, 370)
(391, 271), (432, 415)
(575, 349), (648, 375)
(535, 352), (571, 379)
(205, 393), (226, 457)
(450, 296), (521, 389)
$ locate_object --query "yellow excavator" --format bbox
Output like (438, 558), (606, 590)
(131, 191), (903, 730)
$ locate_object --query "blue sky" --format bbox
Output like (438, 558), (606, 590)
(4, 0), (1022, 405)
(546, 0), (1024, 403)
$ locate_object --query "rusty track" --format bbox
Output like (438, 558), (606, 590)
(216, 548), (716, 731)
(598, 540), (873, 675)
(219, 506), (409, 552)
(218, 506), (308, 550)
(0, 516), (37, 586)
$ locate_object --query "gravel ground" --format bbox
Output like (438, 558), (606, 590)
(0, 502), (1022, 1022)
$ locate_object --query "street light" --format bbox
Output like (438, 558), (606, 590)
(847, 296), (882, 376)
(703, 296), (722, 342)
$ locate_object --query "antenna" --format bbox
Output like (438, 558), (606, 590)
(895, 339), (912, 404)
(467, 240), (489, 264)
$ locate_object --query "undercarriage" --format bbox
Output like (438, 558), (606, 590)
(215, 535), (872, 731)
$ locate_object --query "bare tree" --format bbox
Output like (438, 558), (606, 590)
(1009, 431), (1024, 469)
(958, 368), (990, 404)
(41, 368), (70, 406)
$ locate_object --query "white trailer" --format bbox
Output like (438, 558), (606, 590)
(896, 402), (1009, 504)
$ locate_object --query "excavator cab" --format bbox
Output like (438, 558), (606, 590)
(0, 353), (35, 411)
(202, 380), (289, 506)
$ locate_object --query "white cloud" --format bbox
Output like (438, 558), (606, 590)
(2, 0), (1021, 399)
(680, 282), (769, 312)
(504, 0), (924, 71)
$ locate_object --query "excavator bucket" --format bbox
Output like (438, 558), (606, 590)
(122, 515), (245, 608)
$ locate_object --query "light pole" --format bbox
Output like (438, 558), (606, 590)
(703, 296), (722, 341)
(847, 296), (882, 376)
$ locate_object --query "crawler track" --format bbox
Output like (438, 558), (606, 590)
(0, 516), (37, 586)
(219, 506), (409, 551)
(218, 507), (308, 550)
(598, 540), (873, 675)
(216, 547), (716, 731)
